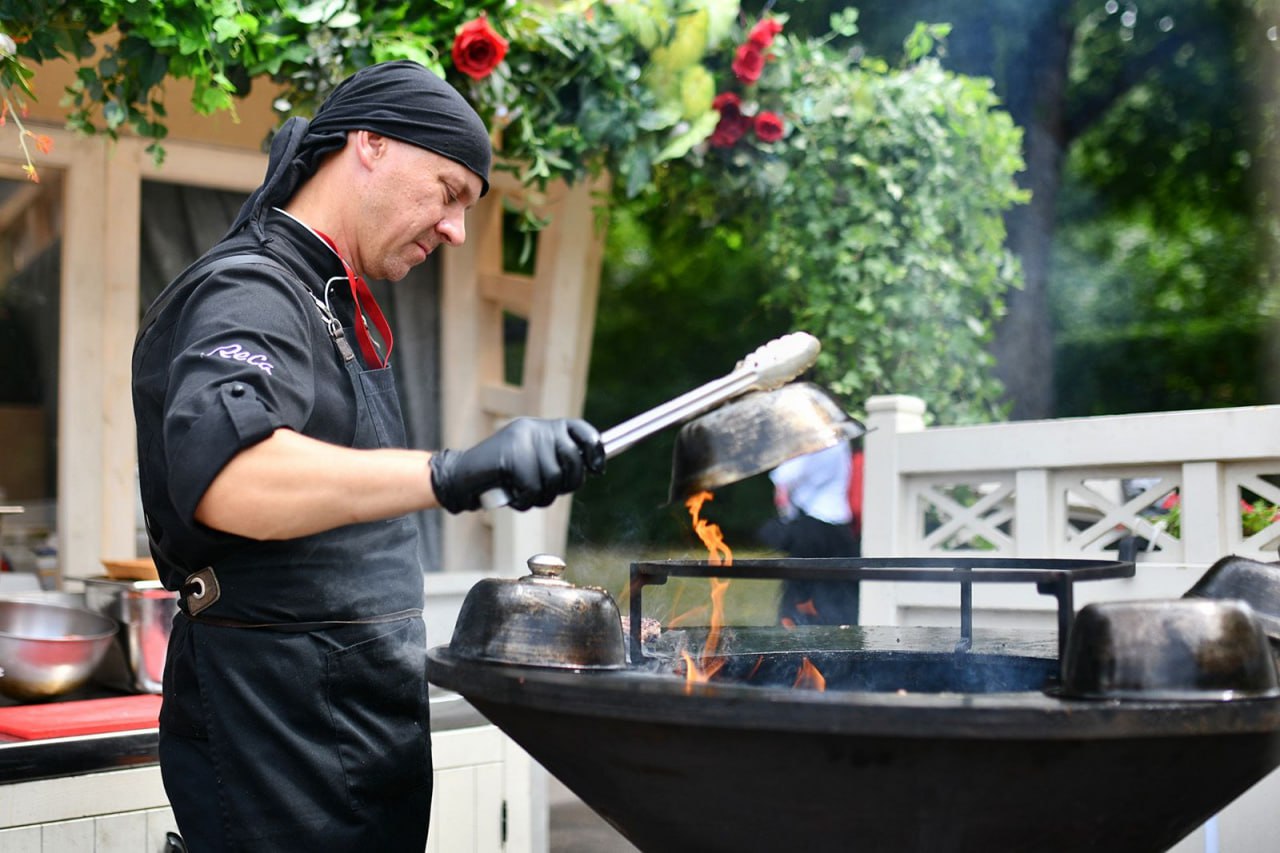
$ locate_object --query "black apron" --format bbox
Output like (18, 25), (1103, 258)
(158, 344), (431, 851)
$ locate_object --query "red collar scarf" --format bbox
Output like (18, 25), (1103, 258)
(314, 230), (393, 369)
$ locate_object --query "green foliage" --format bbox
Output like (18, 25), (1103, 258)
(1050, 0), (1280, 415)
(0, 0), (1028, 432)
(757, 42), (1028, 422)
(1054, 315), (1274, 416)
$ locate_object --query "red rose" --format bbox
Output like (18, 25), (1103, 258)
(452, 14), (509, 80)
(713, 92), (743, 118)
(710, 115), (750, 147)
(732, 43), (766, 84)
(710, 92), (749, 148)
(753, 110), (785, 143)
(748, 18), (784, 49)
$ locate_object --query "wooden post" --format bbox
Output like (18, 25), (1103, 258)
(441, 176), (607, 577)
(861, 394), (927, 625)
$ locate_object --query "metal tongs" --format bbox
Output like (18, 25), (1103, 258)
(480, 331), (821, 509)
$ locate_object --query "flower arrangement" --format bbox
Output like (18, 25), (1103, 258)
(710, 16), (786, 148)
(1157, 492), (1280, 539)
(452, 0), (787, 198)
(0, 1), (1031, 423)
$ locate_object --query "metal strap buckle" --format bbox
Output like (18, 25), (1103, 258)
(181, 566), (221, 616)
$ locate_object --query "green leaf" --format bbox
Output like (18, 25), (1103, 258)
(654, 109), (718, 163)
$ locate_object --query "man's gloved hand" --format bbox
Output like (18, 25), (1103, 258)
(429, 418), (606, 513)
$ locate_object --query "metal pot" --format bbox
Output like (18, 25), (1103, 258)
(0, 600), (118, 701)
(447, 554), (626, 670)
(1061, 598), (1280, 701)
(82, 576), (178, 694)
(667, 382), (865, 503)
(1184, 554), (1280, 644)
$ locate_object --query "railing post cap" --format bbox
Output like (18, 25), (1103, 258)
(866, 394), (927, 415)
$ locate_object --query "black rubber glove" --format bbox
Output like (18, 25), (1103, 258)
(429, 417), (606, 513)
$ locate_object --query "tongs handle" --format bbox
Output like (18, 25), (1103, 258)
(478, 332), (820, 510)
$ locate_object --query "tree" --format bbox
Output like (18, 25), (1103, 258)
(779, 0), (1280, 419)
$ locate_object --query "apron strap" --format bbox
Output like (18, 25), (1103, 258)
(181, 607), (424, 633)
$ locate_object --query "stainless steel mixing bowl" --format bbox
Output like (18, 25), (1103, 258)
(0, 599), (118, 701)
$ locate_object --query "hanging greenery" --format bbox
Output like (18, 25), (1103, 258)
(0, 0), (1028, 421)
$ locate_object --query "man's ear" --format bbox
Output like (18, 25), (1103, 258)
(353, 130), (389, 167)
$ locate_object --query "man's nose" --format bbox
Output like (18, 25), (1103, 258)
(437, 212), (466, 246)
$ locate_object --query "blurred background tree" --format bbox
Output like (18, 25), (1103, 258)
(768, 0), (1280, 419)
(574, 0), (1278, 546)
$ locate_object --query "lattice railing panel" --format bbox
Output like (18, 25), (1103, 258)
(1056, 468), (1182, 560)
(1226, 464), (1280, 556)
(907, 476), (1015, 554)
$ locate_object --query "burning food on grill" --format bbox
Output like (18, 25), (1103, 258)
(618, 615), (662, 644)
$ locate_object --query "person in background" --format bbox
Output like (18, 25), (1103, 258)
(760, 440), (863, 626)
(132, 60), (604, 852)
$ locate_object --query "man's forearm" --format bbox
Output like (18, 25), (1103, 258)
(194, 428), (441, 540)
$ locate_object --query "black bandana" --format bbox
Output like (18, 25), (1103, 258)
(230, 60), (492, 236)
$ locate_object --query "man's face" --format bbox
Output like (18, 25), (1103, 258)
(354, 135), (483, 282)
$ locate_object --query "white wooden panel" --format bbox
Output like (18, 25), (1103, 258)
(1167, 824), (1206, 853)
(0, 765), (170, 826)
(501, 740), (541, 853)
(426, 788), (440, 853)
(473, 761), (505, 851)
(432, 766), (479, 853)
(0, 825), (41, 853)
(1216, 767), (1280, 853)
(95, 810), (148, 853)
(894, 405), (1280, 473)
(41, 817), (93, 849)
(433, 725), (504, 769)
(145, 808), (181, 852)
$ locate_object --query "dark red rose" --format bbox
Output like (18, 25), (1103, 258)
(754, 110), (785, 143)
(732, 43), (766, 84)
(710, 115), (750, 147)
(713, 92), (743, 119)
(748, 17), (784, 49)
(452, 14), (509, 80)
(710, 92), (749, 147)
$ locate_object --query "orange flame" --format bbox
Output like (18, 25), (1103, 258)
(684, 490), (735, 678)
(703, 576), (731, 663)
(685, 491), (733, 567)
(681, 649), (725, 685)
(794, 657), (827, 691)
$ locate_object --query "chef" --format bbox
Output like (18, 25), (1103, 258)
(132, 60), (604, 851)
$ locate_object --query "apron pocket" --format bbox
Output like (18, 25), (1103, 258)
(325, 617), (431, 810)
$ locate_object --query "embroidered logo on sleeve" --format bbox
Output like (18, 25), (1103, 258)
(202, 343), (276, 375)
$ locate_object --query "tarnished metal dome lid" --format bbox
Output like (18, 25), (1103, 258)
(448, 554), (626, 670)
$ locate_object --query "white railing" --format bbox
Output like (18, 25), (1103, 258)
(859, 394), (1280, 853)
(860, 394), (1280, 628)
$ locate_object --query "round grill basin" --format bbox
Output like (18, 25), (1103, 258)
(428, 625), (1280, 853)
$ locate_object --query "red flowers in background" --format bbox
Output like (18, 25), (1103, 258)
(753, 110), (784, 143)
(452, 14), (509, 80)
(710, 93), (748, 147)
(732, 15), (783, 84)
(731, 42), (765, 84)
(711, 16), (787, 149)
(748, 18), (783, 49)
